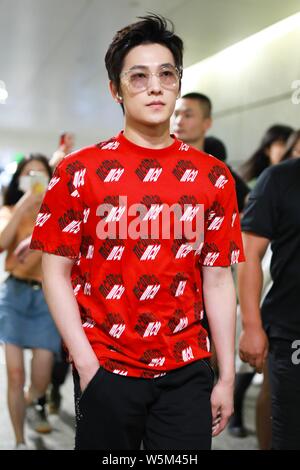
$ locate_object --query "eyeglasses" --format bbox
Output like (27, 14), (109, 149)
(120, 65), (182, 92)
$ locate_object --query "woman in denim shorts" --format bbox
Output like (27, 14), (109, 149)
(0, 154), (60, 449)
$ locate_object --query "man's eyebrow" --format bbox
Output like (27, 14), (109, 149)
(127, 63), (175, 71)
(177, 107), (193, 113)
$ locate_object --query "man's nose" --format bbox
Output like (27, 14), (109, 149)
(147, 73), (162, 94)
(174, 114), (183, 126)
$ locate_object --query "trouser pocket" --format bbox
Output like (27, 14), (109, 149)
(73, 366), (104, 421)
(200, 358), (215, 384)
(80, 368), (103, 403)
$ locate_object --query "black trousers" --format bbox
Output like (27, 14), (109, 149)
(269, 338), (300, 450)
(52, 343), (70, 387)
(73, 359), (214, 450)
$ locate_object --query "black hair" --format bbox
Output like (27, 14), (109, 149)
(59, 132), (67, 146)
(3, 154), (52, 206)
(105, 13), (183, 95)
(182, 92), (212, 118)
(204, 136), (227, 162)
(59, 132), (74, 146)
(239, 124), (294, 182)
(281, 129), (300, 161)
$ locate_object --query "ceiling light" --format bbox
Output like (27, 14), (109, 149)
(0, 81), (8, 104)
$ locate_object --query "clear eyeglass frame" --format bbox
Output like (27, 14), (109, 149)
(120, 65), (183, 92)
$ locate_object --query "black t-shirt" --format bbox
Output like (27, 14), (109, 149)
(241, 158), (300, 339)
(228, 166), (250, 213)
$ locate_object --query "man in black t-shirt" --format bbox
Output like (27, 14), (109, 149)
(238, 157), (300, 450)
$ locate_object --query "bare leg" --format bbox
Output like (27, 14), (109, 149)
(256, 360), (272, 450)
(5, 344), (26, 445)
(26, 348), (54, 403)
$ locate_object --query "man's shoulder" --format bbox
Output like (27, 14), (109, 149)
(62, 145), (99, 165)
(275, 157), (300, 176)
(58, 136), (120, 170)
(257, 158), (300, 187)
(177, 141), (228, 168)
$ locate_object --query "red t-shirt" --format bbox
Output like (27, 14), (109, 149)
(30, 131), (245, 378)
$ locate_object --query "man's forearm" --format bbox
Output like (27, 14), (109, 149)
(202, 269), (236, 383)
(237, 257), (263, 329)
(0, 205), (23, 250)
(42, 268), (98, 370)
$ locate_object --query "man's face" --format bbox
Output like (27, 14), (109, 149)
(112, 43), (180, 127)
(266, 140), (287, 165)
(292, 138), (300, 158)
(20, 160), (48, 178)
(172, 98), (211, 143)
(64, 133), (75, 150)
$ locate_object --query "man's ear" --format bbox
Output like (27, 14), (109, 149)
(204, 117), (212, 133)
(176, 84), (182, 100)
(109, 81), (122, 103)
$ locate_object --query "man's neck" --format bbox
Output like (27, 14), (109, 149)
(59, 144), (71, 154)
(124, 119), (174, 149)
(184, 136), (204, 151)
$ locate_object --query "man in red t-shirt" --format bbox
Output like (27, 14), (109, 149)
(30, 14), (245, 450)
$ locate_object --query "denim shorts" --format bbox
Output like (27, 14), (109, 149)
(0, 275), (60, 353)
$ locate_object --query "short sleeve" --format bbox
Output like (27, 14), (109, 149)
(199, 167), (245, 267)
(241, 166), (279, 240)
(30, 158), (86, 259)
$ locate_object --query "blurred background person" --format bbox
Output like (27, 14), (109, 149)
(47, 132), (75, 414)
(239, 124), (294, 188)
(9, 135), (76, 416)
(230, 123), (295, 448)
(281, 129), (300, 160)
(172, 93), (250, 212)
(0, 154), (60, 449)
(49, 132), (75, 169)
(172, 92), (212, 150)
(238, 148), (300, 449)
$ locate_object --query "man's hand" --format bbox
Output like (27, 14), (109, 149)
(239, 325), (269, 373)
(77, 360), (100, 394)
(211, 380), (234, 437)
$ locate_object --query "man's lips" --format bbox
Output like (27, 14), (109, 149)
(146, 101), (165, 106)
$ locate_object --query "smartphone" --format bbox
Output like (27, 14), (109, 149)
(19, 171), (49, 194)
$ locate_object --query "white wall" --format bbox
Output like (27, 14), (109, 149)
(181, 14), (300, 168)
(1, 13), (300, 170)
(0, 129), (100, 167)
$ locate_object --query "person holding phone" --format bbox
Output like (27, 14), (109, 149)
(0, 154), (60, 449)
